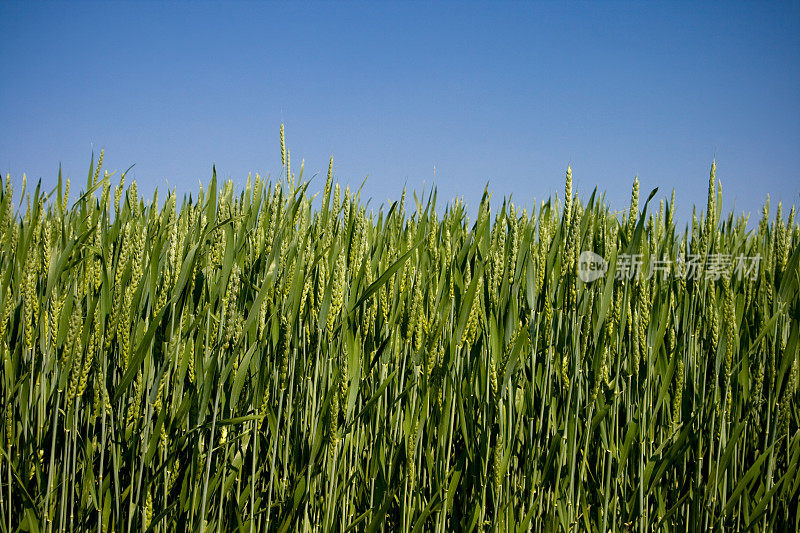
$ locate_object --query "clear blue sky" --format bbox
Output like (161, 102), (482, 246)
(1, 1), (799, 225)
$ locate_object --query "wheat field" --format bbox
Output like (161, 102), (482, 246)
(1, 132), (798, 531)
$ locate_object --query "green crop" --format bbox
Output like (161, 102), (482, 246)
(0, 134), (798, 532)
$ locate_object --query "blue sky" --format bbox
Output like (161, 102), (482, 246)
(1, 1), (799, 224)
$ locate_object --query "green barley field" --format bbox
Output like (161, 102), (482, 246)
(1, 132), (799, 531)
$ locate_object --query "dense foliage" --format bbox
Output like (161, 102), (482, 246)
(1, 137), (799, 531)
